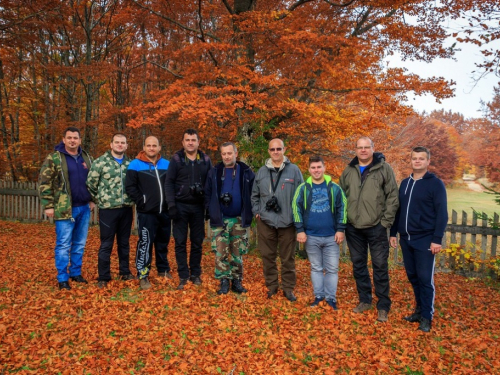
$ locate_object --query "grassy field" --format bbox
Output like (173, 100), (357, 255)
(446, 186), (498, 221)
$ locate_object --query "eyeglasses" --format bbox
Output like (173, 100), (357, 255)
(356, 146), (372, 150)
(269, 148), (283, 152)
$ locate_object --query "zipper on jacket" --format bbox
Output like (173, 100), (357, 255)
(120, 164), (124, 205)
(154, 164), (163, 214)
(405, 178), (417, 240)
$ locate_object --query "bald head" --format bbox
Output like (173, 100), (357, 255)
(143, 136), (161, 162)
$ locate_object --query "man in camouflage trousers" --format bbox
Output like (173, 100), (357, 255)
(205, 142), (255, 294)
(86, 133), (135, 288)
(39, 127), (95, 290)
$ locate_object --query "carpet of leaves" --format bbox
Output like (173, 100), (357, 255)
(0, 221), (499, 374)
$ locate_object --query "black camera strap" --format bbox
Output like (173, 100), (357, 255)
(269, 168), (283, 196)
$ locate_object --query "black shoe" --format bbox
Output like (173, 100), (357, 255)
(121, 274), (136, 281)
(404, 311), (422, 323)
(231, 279), (247, 294)
(283, 290), (297, 302)
(58, 281), (71, 290)
(97, 280), (108, 289)
(325, 299), (338, 310)
(70, 275), (88, 284)
(177, 278), (189, 290)
(418, 318), (432, 332)
(217, 278), (230, 295)
(158, 271), (173, 279)
(190, 276), (202, 286)
(310, 297), (325, 307)
(267, 289), (278, 299)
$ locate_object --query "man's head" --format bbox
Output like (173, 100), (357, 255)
(182, 128), (200, 155)
(62, 127), (81, 154)
(411, 146), (430, 174)
(143, 136), (161, 161)
(308, 155), (326, 183)
(268, 138), (285, 165)
(355, 136), (374, 165)
(110, 133), (127, 157)
(220, 142), (237, 168)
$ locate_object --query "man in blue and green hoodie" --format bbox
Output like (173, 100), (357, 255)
(39, 127), (95, 290)
(293, 155), (347, 310)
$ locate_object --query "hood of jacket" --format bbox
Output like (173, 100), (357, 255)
(348, 152), (385, 167)
(136, 150), (161, 164)
(54, 141), (83, 156)
(264, 156), (290, 170)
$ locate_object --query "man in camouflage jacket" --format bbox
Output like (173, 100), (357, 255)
(38, 127), (95, 290)
(86, 133), (135, 288)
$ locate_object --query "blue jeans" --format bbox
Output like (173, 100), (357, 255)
(306, 235), (340, 302)
(54, 204), (91, 282)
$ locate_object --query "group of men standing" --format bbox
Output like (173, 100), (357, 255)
(39, 127), (447, 332)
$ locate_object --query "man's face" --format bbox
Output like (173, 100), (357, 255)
(62, 131), (81, 153)
(221, 145), (237, 167)
(143, 137), (161, 159)
(268, 140), (285, 164)
(355, 139), (374, 164)
(411, 151), (430, 173)
(110, 135), (127, 156)
(182, 133), (199, 154)
(308, 161), (325, 182)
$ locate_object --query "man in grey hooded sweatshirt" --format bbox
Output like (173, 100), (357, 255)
(251, 138), (304, 302)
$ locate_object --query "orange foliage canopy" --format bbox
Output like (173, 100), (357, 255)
(1, 221), (500, 373)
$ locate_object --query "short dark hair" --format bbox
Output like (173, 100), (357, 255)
(220, 142), (237, 153)
(183, 128), (199, 140)
(63, 127), (81, 137)
(308, 155), (324, 165)
(111, 133), (127, 142)
(412, 146), (430, 159)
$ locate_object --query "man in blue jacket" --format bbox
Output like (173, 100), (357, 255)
(390, 146), (448, 333)
(125, 136), (171, 290)
(293, 156), (347, 310)
(205, 142), (255, 295)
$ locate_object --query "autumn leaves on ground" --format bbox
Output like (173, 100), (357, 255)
(0, 221), (498, 374)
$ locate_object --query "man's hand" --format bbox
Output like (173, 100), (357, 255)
(255, 214), (260, 219)
(334, 231), (345, 245)
(389, 236), (398, 248)
(45, 208), (54, 218)
(297, 232), (307, 243)
(168, 206), (179, 220)
(89, 202), (96, 211)
(430, 242), (442, 255)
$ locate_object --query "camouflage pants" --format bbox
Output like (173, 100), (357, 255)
(211, 217), (249, 280)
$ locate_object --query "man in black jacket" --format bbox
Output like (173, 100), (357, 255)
(165, 129), (212, 290)
(205, 142), (255, 295)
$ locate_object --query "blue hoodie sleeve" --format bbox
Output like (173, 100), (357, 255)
(432, 179), (448, 244)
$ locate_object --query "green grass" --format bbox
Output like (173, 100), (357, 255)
(447, 186), (498, 221)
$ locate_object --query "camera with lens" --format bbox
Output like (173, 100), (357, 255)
(265, 195), (281, 213)
(219, 192), (233, 207)
(189, 182), (205, 197)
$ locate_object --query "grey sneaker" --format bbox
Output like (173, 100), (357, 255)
(377, 310), (389, 322)
(139, 277), (151, 290)
(158, 271), (173, 279)
(353, 302), (372, 313)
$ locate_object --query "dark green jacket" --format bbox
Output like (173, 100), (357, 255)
(339, 153), (399, 229)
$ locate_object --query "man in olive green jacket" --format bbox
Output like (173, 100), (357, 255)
(339, 137), (399, 322)
(86, 133), (135, 288)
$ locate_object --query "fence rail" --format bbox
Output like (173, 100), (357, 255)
(1, 180), (499, 275)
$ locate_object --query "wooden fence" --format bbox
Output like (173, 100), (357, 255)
(1, 180), (499, 275)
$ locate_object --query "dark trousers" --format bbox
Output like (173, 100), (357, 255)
(257, 219), (297, 293)
(345, 222), (391, 311)
(400, 236), (436, 320)
(98, 207), (133, 281)
(172, 202), (205, 280)
(136, 211), (171, 280)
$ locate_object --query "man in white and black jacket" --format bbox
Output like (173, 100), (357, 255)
(164, 129), (212, 290)
(390, 146), (448, 333)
